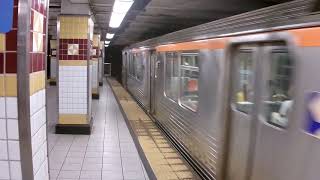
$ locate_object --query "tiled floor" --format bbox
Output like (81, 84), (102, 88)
(47, 80), (149, 180)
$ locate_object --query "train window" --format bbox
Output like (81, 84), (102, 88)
(263, 50), (293, 128)
(132, 53), (137, 77)
(165, 52), (179, 101)
(180, 52), (199, 112)
(136, 53), (145, 81)
(234, 51), (254, 114)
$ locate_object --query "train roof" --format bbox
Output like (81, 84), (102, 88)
(124, 0), (320, 50)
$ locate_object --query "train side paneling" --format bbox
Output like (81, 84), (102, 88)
(123, 27), (320, 180)
(126, 51), (151, 111)
(155, 49), (227, 179)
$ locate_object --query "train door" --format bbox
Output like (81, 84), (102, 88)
(226, 42), (295, 180)
(150, 50), (157, 114)
(226, 46), (260, 180)
(122, 52), (128, 88)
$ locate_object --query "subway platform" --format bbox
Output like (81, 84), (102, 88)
(47, 79), (199, 180)
(47, 79), (149, 180)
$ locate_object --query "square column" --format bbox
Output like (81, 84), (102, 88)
(56, 15), (94, 134)
(91, 34), (100, 99)
(0, 0), (49, 179)
(49, 39), (57, 85)
(99, 41), (104, 86)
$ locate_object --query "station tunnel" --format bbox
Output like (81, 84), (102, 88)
(1, 0), (320, 179)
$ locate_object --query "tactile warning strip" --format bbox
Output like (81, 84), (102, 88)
(108, 78), (200, 180)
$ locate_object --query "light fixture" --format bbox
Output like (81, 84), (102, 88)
(106, 33), (115, 39)
(113, 0), (134, 13)
(105, 41), (110, 44)
(109, 0), (134, 28)
(105, 45), (109, 47)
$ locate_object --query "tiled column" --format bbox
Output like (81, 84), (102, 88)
(56, 15), (94, 134)
(49, 39), (57, 85)
(0, 0), (49, 179)
(91, 34), (100, 99)
(99, 41), (104, 86)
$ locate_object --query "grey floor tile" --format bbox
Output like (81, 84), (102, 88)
(61, 163), (83, 171)
(58, 170), (81, 179)
(80, 170), (102, 179)
(123, 170), (145, 180)
(48, 83), (147, 180)
(102, 171), (123, 180)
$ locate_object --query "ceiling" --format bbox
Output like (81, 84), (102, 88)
(48, 0), (289, 45)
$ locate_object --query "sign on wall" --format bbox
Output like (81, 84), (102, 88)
(0, 0), (14, 33)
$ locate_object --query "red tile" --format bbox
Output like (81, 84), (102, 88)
(30, 32), (33, 53)
(0, 53), (4, 74)
(5, 53), (17, 73)
(43, 35), (46, 52)
(6, 30), (17, 51)
(13, 7), (18, 29)
(30, 11), (34, 31)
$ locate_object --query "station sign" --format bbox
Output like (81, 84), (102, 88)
(0, 0), (14, 33)
(306, 92), (320, 138)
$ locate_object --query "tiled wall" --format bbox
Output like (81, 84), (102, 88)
(58, 15), (93, 124)
(0, 0), (49, 179)
(50, 40), (57, 82)
(30, 0), (49, 179)
(92, 34), (100, 96)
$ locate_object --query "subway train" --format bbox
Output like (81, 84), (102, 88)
(121, 0), (320, 179)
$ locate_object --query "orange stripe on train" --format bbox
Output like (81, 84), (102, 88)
(156, 38), (227, 52)
(289, 27), (320, 47)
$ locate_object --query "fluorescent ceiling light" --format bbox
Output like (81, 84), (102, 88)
(109, 0), (134, 28)
(105, 41), (110, 44)
(113, 0), (134, 13)
(109, 12), (126, 28)
(106, 33), (115, 39)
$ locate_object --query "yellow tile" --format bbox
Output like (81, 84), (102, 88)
(59, 60), (87, 66)
(59, 114), (88, 124)
(30, 71), (45, 95)
(0, 34), (5, 52)
(5, 74), (17, 97)
(93, 34), (100, 47)
(175, 171), (194, 179)
(0, 76), (4, 96)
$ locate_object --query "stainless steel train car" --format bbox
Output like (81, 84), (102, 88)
(121, 0), (320, 179)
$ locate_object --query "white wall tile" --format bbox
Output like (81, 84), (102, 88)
(6, 97), (17, 119)
(8, 141), (20, 160)
(10, 161), (22, 180)
(0, 161), (10, 179)
(0, 119), (7, 139)
(0, 98), (5, 118)
(0, 140), (8, 160)
(7, 119), (19, 140)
